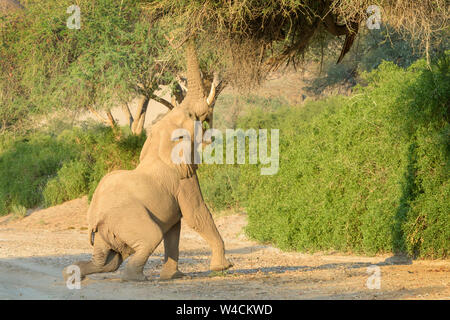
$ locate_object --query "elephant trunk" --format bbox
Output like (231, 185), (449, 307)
(185, 39), (205, 100)
(184, 39), (209, 118)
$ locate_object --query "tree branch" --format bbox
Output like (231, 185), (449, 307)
(106, 110), (117, 128)
(121, 103), (134, 129)
(87, 106), (109, 124)
(150, 94), (175, 110)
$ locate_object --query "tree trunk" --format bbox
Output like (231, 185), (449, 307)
(134, 112), (146, 136)
(425, 34), (431, 69)
(87, 106), (109, 124)
(121, 103), (134, 129)
(106, 110), (117, 128)
(131, 96), (149, 135)
(150, 94), (174, 110)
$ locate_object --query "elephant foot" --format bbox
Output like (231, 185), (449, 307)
(210, 257), (233, 271)
(121, 269), (147, 282)
(160, 268), (185, 281)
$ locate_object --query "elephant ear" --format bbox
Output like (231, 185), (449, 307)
(159, 123), (199, 179)
(140, 117), (198, 179)
(174, 162), (198, 179)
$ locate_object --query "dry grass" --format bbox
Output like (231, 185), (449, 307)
(147, 0), (448, 87)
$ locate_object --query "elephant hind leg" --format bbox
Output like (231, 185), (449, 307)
(62, 235), (123, 281)
(101, 250), (123, 272)
(160, 220), (185, 280)
(119, 212), (164, 282)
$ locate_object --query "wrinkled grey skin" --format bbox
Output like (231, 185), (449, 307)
(62, 40), (231, 282)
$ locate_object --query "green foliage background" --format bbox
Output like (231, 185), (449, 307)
(0, 0), (174, 131)
(0, 0), (447, 259)
(0, 54), (447, 258)
(198, 55), (449, 259)
(0, 125), (145, 214)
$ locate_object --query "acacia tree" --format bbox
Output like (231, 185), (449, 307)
(1, 0), (447, 133)
(0, 0), (182, 134)
(55, 0), (181, 135)
(146, 0), (448, 87)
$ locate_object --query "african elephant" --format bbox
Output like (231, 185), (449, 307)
(62, 40), (231, 282)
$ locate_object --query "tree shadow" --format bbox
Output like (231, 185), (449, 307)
(391, 142), (420, 259)
(176, 245), (269, 257)
(182, 260), (415, 279)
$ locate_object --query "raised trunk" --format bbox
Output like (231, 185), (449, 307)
(185, 40), (205, 102)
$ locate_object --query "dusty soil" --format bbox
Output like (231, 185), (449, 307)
(0, 197), (448, 300)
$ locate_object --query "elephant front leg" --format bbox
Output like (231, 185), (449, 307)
(177, 175), (233, 271)
(160, 220), (185, 280)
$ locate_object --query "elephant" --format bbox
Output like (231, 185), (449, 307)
(62, 40), (232, 282)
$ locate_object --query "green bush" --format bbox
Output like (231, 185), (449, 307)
(305, 26), (447, 95)
(237, 55), (448, 258)
(0, 125), (145, 215)
(43, 160), (90, 207)
(197, 164), (242, 212)
(0, 133), (78, 214)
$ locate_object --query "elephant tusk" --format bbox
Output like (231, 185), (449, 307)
(206, 72), (220, 106)
(206, 84), (216, 106)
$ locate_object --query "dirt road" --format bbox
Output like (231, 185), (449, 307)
(0, 197), (448, 300)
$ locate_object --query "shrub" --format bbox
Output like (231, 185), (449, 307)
(0, 133), (78, 214)
(240, 55), (449, 258)
(0, 125), (145, 215)
(11, 203), (28, 220)
(43, 160), (90, 207)
(197, 164), (242, 212)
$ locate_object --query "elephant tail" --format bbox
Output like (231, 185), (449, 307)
(90, 230), (95, 246)
(89, 225), (98, 246)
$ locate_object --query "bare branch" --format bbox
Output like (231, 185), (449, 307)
(87, 106), (109, 124)
(121, 103), (134, 129)
(150, 94), (175, 110)
(106, 110), (117, 128)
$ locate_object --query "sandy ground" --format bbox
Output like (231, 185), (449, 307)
(0, 197), (448, 300)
